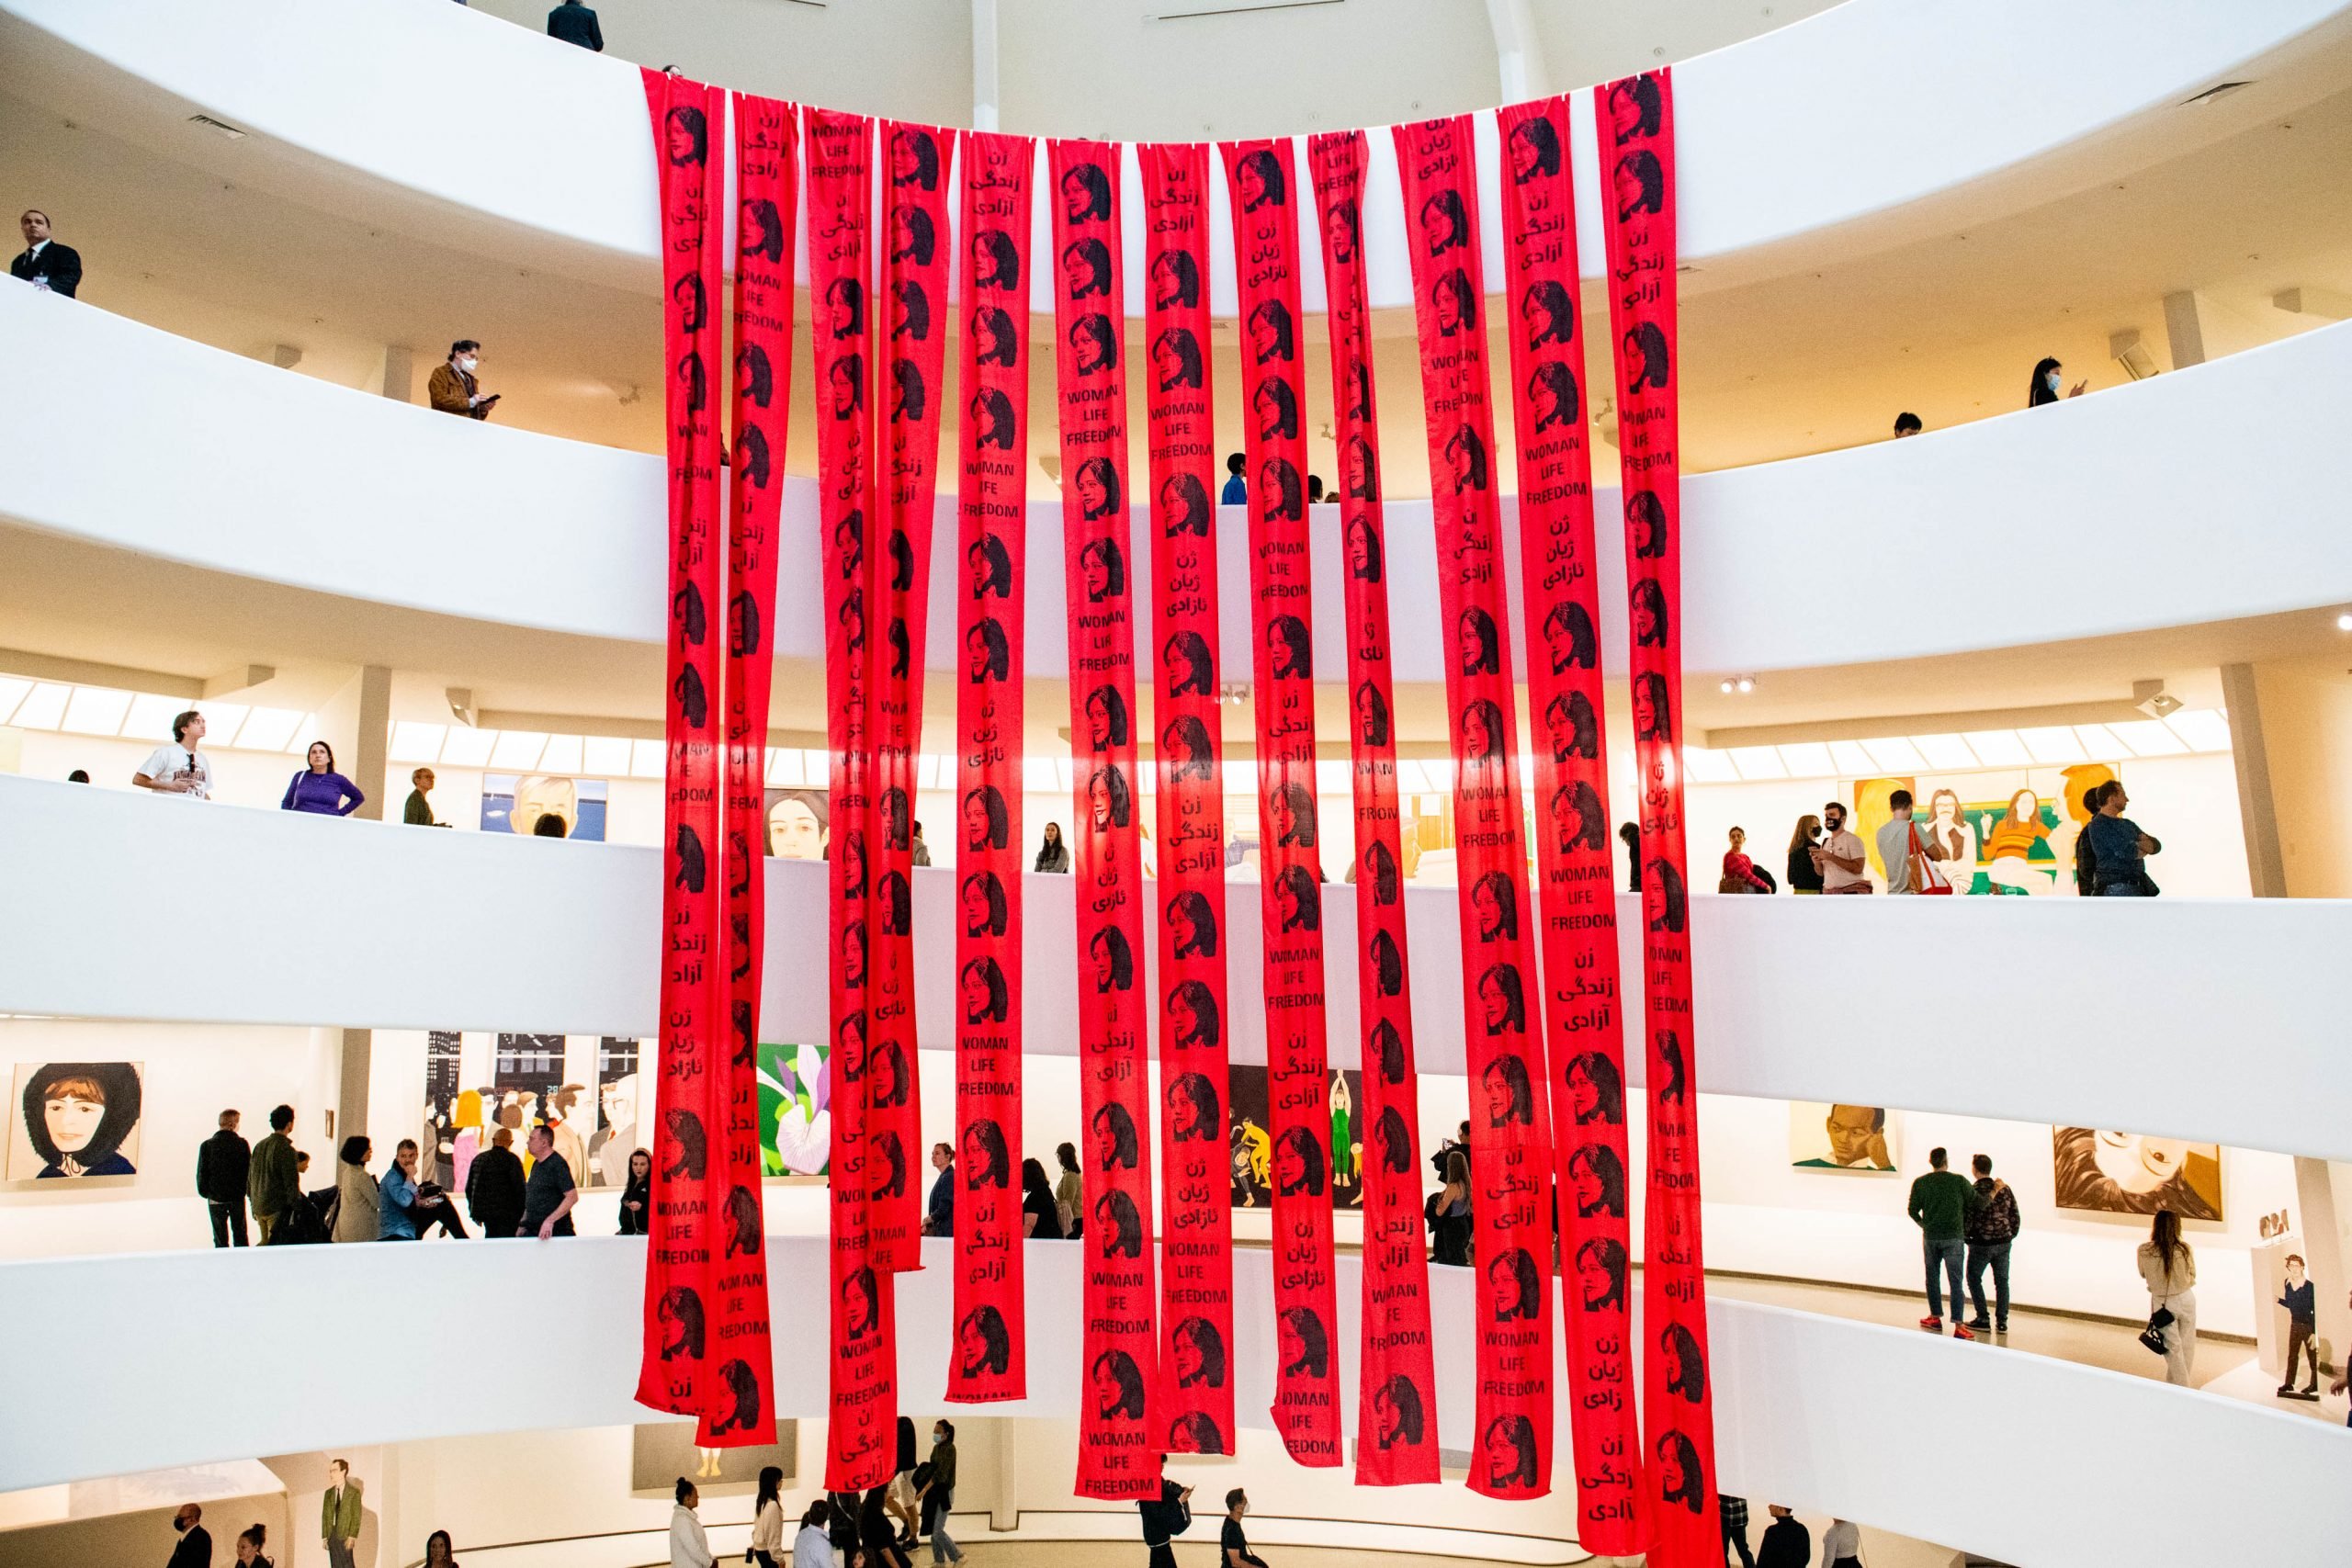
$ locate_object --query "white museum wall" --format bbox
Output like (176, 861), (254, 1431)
(0, 1019), (337, 1258)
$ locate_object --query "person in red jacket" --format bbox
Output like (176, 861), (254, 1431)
(1720, 826), (1773, 893)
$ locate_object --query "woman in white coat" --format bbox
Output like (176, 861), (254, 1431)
(669, 1479), (714, 1568)
(2138, 1208), (2199, 1385)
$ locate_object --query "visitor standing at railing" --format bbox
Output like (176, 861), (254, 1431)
(1784, 816), (1824, 893)
(15, 209), (82, 297)
(1814, 802), (1869, 894)
(133, 710), (213, 798)
(281, 742), (366, 816)
(545, 0), (603, 51)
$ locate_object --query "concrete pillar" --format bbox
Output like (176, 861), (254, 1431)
(381, 344), (416, 404)
(970, 0), (1000, 132)
(1482, 0), (1551, 101)
(315, 665), (394, 821)
(2162, 289), (2211, 369)
(986, 1416), (1015, 1530)
(2220, 663), (2288, 898)
(337, 1028), (372, 1149)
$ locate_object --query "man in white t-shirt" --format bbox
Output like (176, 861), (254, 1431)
(1813, 800), (1871, 894)
(132, 710), (213, 798)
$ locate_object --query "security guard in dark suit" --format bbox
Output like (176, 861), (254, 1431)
(14, 209), (81, 298)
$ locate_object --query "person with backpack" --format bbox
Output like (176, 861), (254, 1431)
(1138, 1462), (1193, 1568)
(1963, 1153), (2021, 1335)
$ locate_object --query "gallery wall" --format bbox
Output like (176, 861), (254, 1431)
(32, 1016), (2265, 1337)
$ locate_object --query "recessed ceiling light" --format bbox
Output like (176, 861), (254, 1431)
(2335, 611), (2352, 631)
(1736, 677), (1754, 694)
(1719, 679), (1734, 694)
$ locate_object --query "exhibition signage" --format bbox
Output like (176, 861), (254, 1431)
(807, 106), (899, 1493)
(707, 86), (797, 1450)
(637, 67), (734, 1439)
(947, 129), (1035, 1405)
(1494, 94), (1644, 1545)
(1306, 128), (1440, 1489)
(1048, 139), (1163, 1501)
(868, 119), (958, 1275)
(1392, 114), (1557, 1501)
(1596, 69), (1722, 1561)
(1139, 140), (1239, 1459)
(1219, 137), (1343, 1469)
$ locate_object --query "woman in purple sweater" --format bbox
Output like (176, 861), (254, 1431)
(281, 741), (367, 816)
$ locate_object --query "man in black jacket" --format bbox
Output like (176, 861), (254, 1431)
(1756, 1505), (1810, 1568)
(166, 1503), (212, 1568)
(15, 209), (82, 298)
(546, 0), (603, 50)
(196, 1110), (252, 1247)
(466, 1126), (527, 1237)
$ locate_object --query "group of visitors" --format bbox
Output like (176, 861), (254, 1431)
(1905, 1147), (2019, 1338)
(197, 1102), (627, 1247)
(1747, 784), (2159, 897)
(922, 1138), (1088, 1241)
(694, 1419), (964, 1568)
(1720, 1498), (1857, 1568)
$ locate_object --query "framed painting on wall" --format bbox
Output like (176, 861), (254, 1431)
(8, 1060), (143, 1180)
(1789, 1101), (1899, 1172)
(2052, 1127), (2222, 1220)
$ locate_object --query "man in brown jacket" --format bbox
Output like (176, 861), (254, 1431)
(428, 339), (499, 420)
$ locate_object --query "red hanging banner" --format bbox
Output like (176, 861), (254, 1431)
(1306, 128), (1440, 1489)
(1391, 114), (1556, 1501)
(947, 129), (1035, 1404)
(806, 105), (898, 1493)
(1218, 137), (1343, 1470)
(638, 66), (729, 1433)
(1595, 70), (1720, 1563)
(700, 87), (798, 1450)
(869, 119), (958, 1275)
(1494, 95), (1645, 1544)
(1137, 141), (1237, 1460)
(1048, 139), (1162, 1501)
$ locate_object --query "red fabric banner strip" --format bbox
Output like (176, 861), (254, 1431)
(1305, 129), (1440, 1489)
(699, 87), (798, 1450)
(638, 66), (729, 1431)
(1390, 115), (1557, 1501)
(868, 120), (958, 1275)
(807, 106), (899, 1493)
(1595, 70), (1720, 1562)
(948, 128), (1035, 1404)
(1218, 137), (1343, 1470)
(1494, 95), (1645, 1543)
(1137, 141), (1238, 1460)
(1048, 139), (1163, 1501)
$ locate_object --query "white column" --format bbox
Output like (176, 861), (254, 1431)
(970, 0), (1001, 132)
(1482, 0), (1550, 103)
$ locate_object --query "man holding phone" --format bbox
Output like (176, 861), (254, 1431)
(1813, 800), (1870, 894)
(429, 339), (501, 420)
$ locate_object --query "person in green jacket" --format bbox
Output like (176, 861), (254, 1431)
(321, 1459), (362, 1568)
(247, 1104), (301, 1244)
(1908, 1145), (1984, 1337)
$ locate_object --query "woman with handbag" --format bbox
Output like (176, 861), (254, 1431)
(748, 1467), (786, 1568)
(1719, 826), (1773, 893)
(2137, 1209), (2198, 1385)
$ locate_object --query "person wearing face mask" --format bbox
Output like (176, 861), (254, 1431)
(429, 340), (501, 420)
(2028, 355), (2086, 408)
(1812, 801), (1871, 894)
(919, 1419), (964, 1565)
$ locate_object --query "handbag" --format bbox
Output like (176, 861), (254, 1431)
(1908, 823), (1953, 895)
(2139, 1305), (2175, 1356)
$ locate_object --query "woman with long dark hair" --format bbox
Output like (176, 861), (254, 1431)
(2030, 355), (2086, 407)
(1054, 1141), (1083, 1235)
(750, 1466), (787, 1568)
(282, 741), (366, 816)
(2138, 1208), (2198, 1385)
(1034, 822), (1069, 874)
(1431, 1149), (1472, 1266)
(618, 1146), (652, 1235)
(1021, 1156), (1065, 1239)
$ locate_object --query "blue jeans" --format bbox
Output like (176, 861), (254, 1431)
(1967, 1239), (2011, 1327)
(1923, 1237), (1964, 1319)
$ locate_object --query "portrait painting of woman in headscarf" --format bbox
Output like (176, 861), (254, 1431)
(11, 1061), (143, 1179)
